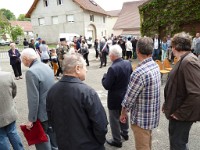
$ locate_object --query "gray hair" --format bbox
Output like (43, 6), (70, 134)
(21, 48), (38, 60)
(62, 53), (86, 74)
(109, 44), (122, 58)
(171, 32), (192, 52)
(136, 37), (153, 55)
(100, 38), (106, 43)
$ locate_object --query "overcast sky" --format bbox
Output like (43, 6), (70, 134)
(0, 0), (136, 18)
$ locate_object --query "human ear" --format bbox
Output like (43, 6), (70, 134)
(75, 65), (81, 74)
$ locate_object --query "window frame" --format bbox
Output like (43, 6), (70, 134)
(43, 0), (49, 7)
(66, 14), (74, 23)
(38, 18), (45, 26)
(90, 15), (94, 22)
(52, 16), (59, 24)
(57, 0), (63, 5)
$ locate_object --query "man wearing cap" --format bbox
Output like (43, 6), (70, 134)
(56, 38), (69, 77)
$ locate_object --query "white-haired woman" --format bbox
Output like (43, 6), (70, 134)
(8, 43), (22, 80)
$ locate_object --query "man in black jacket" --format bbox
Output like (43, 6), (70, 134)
(102, 45), (132, 148)
(46, 53), (108, 150)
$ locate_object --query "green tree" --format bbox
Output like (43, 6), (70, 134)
(0, 8), (16, 20)
(9, 25), (24, 41)
(18, 14), (30, 21)
(0, 11), (10, 35)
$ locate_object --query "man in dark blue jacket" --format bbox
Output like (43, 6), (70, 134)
(46, 53), (108, 150)
(102, 44), (132, 148)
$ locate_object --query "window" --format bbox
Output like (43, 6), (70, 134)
(38, 18), (45, 26)
(103, 16), (105, 23)
(89, 0), (97, 6)
(43, 0), (48, 7)
(66, 15), (74, 23)
(57, 0), (63, 5)
(52, 16), (58, 24)
(90, 15), (94, 22)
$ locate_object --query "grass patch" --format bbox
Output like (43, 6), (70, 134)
(0, 44), (57, 52)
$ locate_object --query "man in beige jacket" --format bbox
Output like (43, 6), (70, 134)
(0, 66), (24, 149)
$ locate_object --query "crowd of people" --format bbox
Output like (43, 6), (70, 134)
(0, 31), (200, 150)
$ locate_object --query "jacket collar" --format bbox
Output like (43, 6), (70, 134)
(29, 59), (38, 68)
(59, 75), (83, 83)
(113, 58), (123, 64)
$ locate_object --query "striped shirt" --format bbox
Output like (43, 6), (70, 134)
(122, 57), (161, 130)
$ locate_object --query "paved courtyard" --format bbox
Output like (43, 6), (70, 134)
(1, 48), (200, 150)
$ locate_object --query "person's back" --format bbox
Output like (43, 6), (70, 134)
(27, 60), (54, 121)
(0, 70), (24, 149)
(102, 59), (132, 109)
(47, 53), (108, 150)
(0, 71), (17, 127)
(47, 78), (106, 150)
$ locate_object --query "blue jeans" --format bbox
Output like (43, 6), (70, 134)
(0, 121), (24, 150)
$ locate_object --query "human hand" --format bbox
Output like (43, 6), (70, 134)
(120, 107), (128, 123)
(120, 114), (127, 123)
(26, 121), (33, 130)
(170, 114), (178, 120)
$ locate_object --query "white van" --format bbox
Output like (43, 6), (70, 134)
(59, 33), (79, 42)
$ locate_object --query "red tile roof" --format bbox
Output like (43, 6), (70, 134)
(113, 0), (147, 30)
(73, 0), (107, 15)
(26, 0), (107, 18)
(106, 10), (121, 17)
(10, 21), (33, 32)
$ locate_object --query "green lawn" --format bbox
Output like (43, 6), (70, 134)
(0, 44), (57, 52)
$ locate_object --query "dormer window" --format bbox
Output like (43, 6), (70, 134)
(89, 0), (97, 6)
(43, 0), (48, 7)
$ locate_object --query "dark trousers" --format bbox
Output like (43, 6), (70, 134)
(122, 50), (126, 59)
(100, 52), (107, 67)
(132, 48), (137, 59)
(11, 63), (22, 77)
(109, 109), (129, 143)
(35, 121), (58, 150)
(169, 119), (193, 150)
(83, 53), (89, 66)
(55, 59), (62, 77)
(95, 49), (99, 58)
(152, 49), (160, 60)
(126, 51), (132, 60)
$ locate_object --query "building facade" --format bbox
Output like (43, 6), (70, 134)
(26, 0), (108, 43)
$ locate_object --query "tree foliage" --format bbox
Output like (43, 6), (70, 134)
(18, 14), (30, 21)
(0, 11), (10, 35)
(0, 8), (16, 20)
(10, 25), (24, 41)
(139, 0), (200, 38)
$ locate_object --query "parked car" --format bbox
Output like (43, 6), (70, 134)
(0, 39), (10, 46)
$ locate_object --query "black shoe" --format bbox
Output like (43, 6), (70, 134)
(120, 133), (129, 141)
(99, 66), (102, 68)
(106, 139), (122, 148)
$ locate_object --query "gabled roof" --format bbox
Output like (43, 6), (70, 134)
(113, 0), (147, 30)
(10, 21), (33, 32)
(73, 0), (107, 15)
(106, 10), (121, 17)
(26, 0), (107, 18)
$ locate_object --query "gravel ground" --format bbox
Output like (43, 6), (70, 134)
(1, 48), (200, 150)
